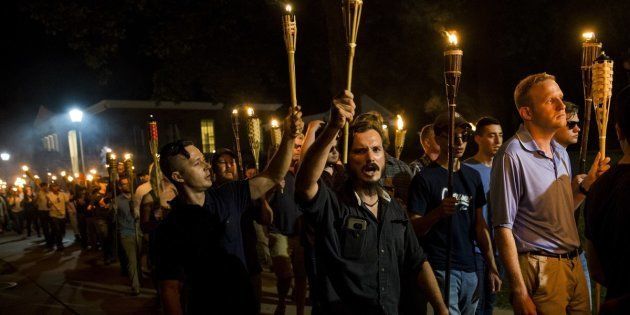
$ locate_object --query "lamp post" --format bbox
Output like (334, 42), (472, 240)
(69, 108), (86, 175)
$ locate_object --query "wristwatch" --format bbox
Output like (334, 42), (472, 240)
(579, 182), (589, 195)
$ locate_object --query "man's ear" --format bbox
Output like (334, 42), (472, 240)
(170, 171), (185, 184)
(518, 106), (533, 122)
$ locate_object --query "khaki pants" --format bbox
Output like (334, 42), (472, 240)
(268, 233), (306, 279)
(518, 253), (590, 314)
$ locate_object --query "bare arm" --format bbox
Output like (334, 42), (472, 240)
(475, 208), (502, 292)
(295, 91), (355, 201)
(417, 261), (448, 315)
(250, 107), (303, 200)
(495, 227), (536, 315)
(160, 280), (183, 315)
(299, 120), (325, 165)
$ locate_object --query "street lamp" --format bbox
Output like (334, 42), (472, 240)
(0, 152), (9, 161)
(68, 108), (86, 175)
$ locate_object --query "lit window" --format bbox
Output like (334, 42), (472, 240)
(200, 119), (216, 154)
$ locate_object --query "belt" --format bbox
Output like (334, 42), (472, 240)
(527, 249), (580, 259)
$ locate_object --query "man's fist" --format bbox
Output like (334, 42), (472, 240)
(284, 105), (304, 139)
(329, 90), (356, 129)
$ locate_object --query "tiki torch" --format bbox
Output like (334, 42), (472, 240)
(443, 30), (463, 307)
(270, 118), (283, 153)
(394, 115), (406, 159)
(246, 107), (262, 171)
(231, 109), (245, 177)
(578, 32), (602, 173)
(341, 0), (364, 164)
(147, 115), (163, 200)
(591, 52), (614, 158)
(283, 4), (298, 110)
(124, 153), (135, 193)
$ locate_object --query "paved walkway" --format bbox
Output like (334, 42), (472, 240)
(0, 230), (513, 314)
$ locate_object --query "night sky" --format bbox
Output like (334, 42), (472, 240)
(1, 0), (629, 163)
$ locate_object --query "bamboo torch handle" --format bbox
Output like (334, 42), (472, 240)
(289, 51), (297, 109)
(342, 46), (356, 164)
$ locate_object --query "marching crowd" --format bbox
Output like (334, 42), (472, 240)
(1, 72), (629, 315)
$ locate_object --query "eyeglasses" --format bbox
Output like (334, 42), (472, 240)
(567, 121), (580, 129)
(438, 132), (471, 143)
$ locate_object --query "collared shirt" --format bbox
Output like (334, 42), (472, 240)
(409, 154), (433, 176)
(381, 154), (413, 205)
(299, 179), (426, 315)
(490, 124), (579, 254)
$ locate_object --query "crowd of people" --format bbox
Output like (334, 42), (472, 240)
(1, 72), (629, 315)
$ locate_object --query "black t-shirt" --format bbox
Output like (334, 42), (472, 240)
(298, 179), (426, 315)
(585, 163), (630, 300)
(154, 180), (257, 314)
(407, 162), (486, 272)
(269, 172), (302, 235)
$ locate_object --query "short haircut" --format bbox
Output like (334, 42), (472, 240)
(348, 118), (385, 151)
(159, 140), (194, 184)
(616, 88), (630, 141)
(419, 124), (434, 143)
(39, 182), (48, 188)
(564, 101), (579, 116)
(474, 117), (501, 136)
(514, 73), (556, 109)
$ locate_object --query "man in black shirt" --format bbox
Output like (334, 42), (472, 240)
(155, 107), (303, 315)
(407, 112), (501, 315)
(585, 90), (630, 310)
(295, 91), (447, 315)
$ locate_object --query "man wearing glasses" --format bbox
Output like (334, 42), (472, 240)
(408, 112), (501, 315)
(154, 107), (303, 315)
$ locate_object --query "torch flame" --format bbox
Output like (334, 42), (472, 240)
(271, 119), (279, 128)
(51, 175), (57, 181)
(124, 153), (132, 160)
(67, 176), (74, 182)
(111, 153), (117, 160)
(285, 4), (292, 13)
(60, 171), (66, 177)
(89, 169), (97, 175)
(34, 175), (40, 179)
(232, 109), (238, 115)
(86, 174), (94, 181)
(247, 107), (255, 117)
(582, 31), (595, 41)
(396, 115), (404, 131)
(382, 124), (388, 130)
(446, 31), (458, 46)
(21, 165), (29, 172)
(74, 173), (80, 178)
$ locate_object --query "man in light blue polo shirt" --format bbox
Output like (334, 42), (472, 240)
(490, 73), (610, 314)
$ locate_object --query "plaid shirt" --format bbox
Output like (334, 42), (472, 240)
(409, 154), (433, 176)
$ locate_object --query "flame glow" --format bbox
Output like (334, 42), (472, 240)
(74, 173), (80, 178)
(285, 4), (292, 13)
(382, 124), (388, 130)
(67, 176), (74, 182)
(60, 171), (67, 177)
(86, 174), (94, 181)
(21, 165), (29, 172)
(582, 32), (595, 41)
(446, 31), (458, 46)
(232, 109), (238, 115)
(34, 175), (40, 179)
(396, 115), (404, 131)
(89, 169), (97, 175)
(51, 175), (57, 181)
(247, 107), (254, 117)
(124, 153), (132, 160)
(271, 119), (279, 128)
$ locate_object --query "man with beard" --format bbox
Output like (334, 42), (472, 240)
(295, 91), (448, 315)
(491, 73), (609, 314)
(408, 112), (501, 315)
(155, 106), (303, 315)
(211, 148), (239, 185)
(464, 117), (503, 315)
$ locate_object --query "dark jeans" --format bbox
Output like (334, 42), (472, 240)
(94, 218), (114, 261)
(474, 253), (499, 315)
(50, 217), (66, 248)
(38, 211), (52, 245)
(25, 210), (40, 236)
(10, 211), (24, 234)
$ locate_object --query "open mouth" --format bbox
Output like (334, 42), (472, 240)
(362, 163), (379, 176)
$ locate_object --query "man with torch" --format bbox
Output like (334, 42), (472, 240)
(491, 73), (610, 314)
(154, 106), (303, 314)
(408, 112), (501, 315)
(295, 91), (448, 315)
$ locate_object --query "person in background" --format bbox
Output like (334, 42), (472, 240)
(410, 124), (441, 176)
(22, 186), (39, 237)
(47, 182), (69, 251)
(464, 117), (504, 315)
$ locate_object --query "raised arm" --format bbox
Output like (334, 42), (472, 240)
(572, 152), (610, 209)
(295, 91), (355, 201)
(250, 106), (303, 200)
